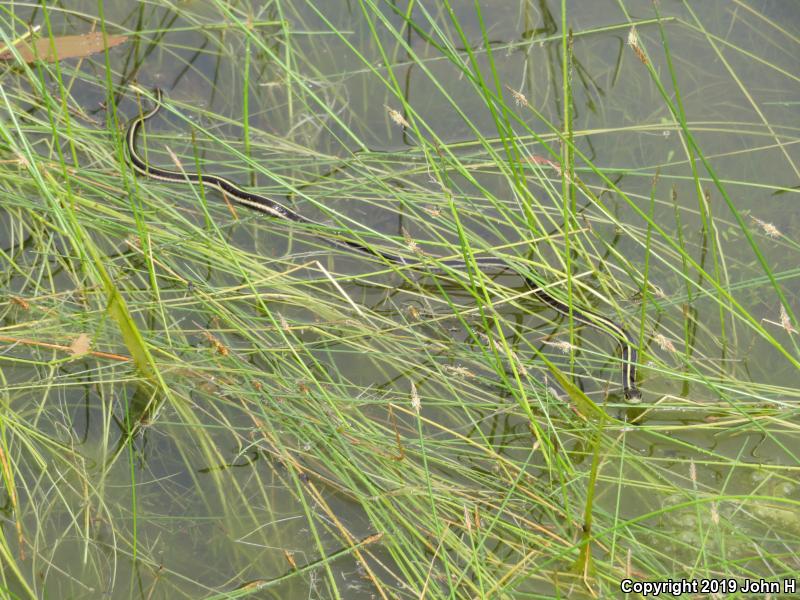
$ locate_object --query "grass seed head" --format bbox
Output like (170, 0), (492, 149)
(385, 105), (410, 128)
(751, 215), (781, 238)
(505, 85), (528, 107)
(627, 26), (649, 65)
(655, 333), (676, 353)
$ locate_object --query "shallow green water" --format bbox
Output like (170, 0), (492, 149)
(0, 1), (798, 598)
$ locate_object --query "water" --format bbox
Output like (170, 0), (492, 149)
(0, 1), (798, 597)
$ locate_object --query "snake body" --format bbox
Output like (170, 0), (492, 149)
(125, 88), (641, 401)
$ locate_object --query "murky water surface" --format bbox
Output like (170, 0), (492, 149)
(1, 1), (797, 597)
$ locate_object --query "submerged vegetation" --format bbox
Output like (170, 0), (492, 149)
(0, 1), (798, 598)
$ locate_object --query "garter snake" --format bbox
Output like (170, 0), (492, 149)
(125, 88), (641, 402)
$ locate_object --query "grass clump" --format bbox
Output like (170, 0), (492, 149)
(0, 1), (798, 598)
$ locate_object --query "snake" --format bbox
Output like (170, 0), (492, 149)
(125, 88), (641, 402)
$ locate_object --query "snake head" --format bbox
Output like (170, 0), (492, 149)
(624, 387), (643, 404)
